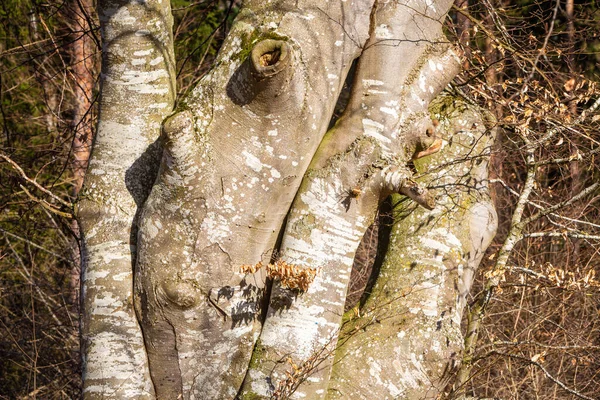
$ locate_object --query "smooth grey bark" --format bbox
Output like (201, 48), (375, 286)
(77, 0), (176, 397)
(79, 0), (497, 399)
(327, 94), (497, 399)
(240, 1), (458, 398)
(134, 1), (373, 398)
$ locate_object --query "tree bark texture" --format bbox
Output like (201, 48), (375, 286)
(240, 1), (461, 398)
(135, 1), (374, 398)
(328, 94), (497, 399)
(78, 1), (497, 399)
(78, 0), (176, 397)
(69, 0), (97, 194)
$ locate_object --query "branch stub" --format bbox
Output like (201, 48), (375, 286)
(251, 39), (290, 78)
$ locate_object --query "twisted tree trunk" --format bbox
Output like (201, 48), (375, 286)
(78, 1), (497, 398)
(78, 0), (176, 396)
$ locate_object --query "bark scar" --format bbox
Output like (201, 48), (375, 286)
(411, 119), (442, 160)
(383, 164), (436, 210)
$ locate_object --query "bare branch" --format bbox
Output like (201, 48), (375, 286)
(521, 182), (599, 226)
(531, 96), (600, 149)
(486, 352), (596, 400)
(0, 152), (72, 208)
(524, 232), (600, 240)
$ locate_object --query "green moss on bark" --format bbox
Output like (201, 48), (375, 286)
(235, 29), (290, 63)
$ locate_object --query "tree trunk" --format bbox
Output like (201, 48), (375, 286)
(77, 0), (176, 397)
(327, 94), (497, 399)
(240, 1), (463, 398)
(79, 1), (497, 398)
(68, 0), (97, 306)
(69, 0), (96, 195)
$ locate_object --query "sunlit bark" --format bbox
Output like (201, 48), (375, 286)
(78, 0), (176, 397)
(241, 1), (460, 397)
(330, 95), (497, 399)
(79, 1), (497, 398)
(135, 2), (373, 397)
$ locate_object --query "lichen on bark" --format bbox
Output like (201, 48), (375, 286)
(327, 93), (497, 400)
(132, 1), (374, 398)
(80, 1), (499, 399)
(78, 0), (176, 398)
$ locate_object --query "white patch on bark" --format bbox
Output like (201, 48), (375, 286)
(425, 0), (437, 12)
(222, 323), (255, 339)
(83, 268), (110, 286)
(409, 281), (439, 317)
(434, 228), (461, 247)
(249, 370), (272, 397)
(261, 303), (332, 359)
(375, 24), (393, 39)
(369, 358), (403, 397)
(428, 59), (437, 71)
(418, 72), (427, 92)
(362, 79), (384, 88)
(84, 330), (153, 395)
(242, 150), (263, 172)
(362, 118), (391, 150)
(411, 90), (426, 106)
(87, 241), (130, 265)
(133, 49), (153, 56)
(380, 106), (398, 118)
(149, 56), (164, 66)
(112, 271), (130, 281)
(383, 167), (409, 190)
(284, 236), (353, 267)
(148, 102), (170, 109)
(108, 68), (170, 94)
(106, 7), (135, 25)
(92, 291), (130, 318)
(419, 237), (450, 253)
(90, 168), (105, 175)
(201, 212), (231, 243)
(94, 119), (157, 163)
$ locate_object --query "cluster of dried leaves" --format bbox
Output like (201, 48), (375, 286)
(240, 260), (318, 292)
(448, 0), (600, 398)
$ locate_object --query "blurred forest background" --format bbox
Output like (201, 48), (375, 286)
(0, 0), (599, 398)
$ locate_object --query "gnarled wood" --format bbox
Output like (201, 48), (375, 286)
(78, 0), (176, 398)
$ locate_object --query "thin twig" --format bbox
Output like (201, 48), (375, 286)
(531, 96), (600, 149)
(524, 232), (600, 240)
(20, 184), (73, 219)
(521, 182), (598, 226)
(0, 228), (70, 261)
(486, 352), (596, 400)
(491, 178), (600, 230)
(0, 152), (72, 208)
(481, 340), (600, 352)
